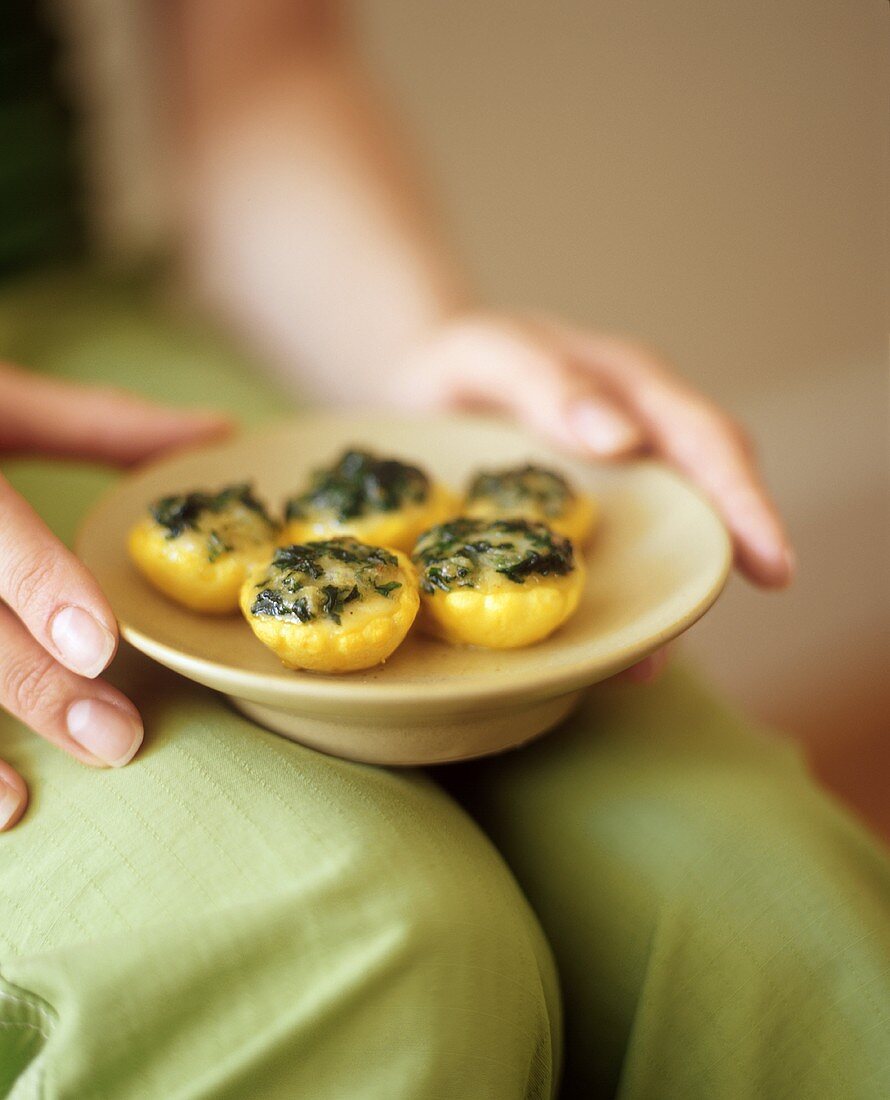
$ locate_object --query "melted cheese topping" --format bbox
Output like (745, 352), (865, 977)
(248, 539), (405, 625)
(128, 485), (279, 613)
(463, 464), (597, 544)
(413, 518), (576, 594)
(412, 518), (584, 648)
(241, 538), (420, 672)
(284, 450), (457, 553)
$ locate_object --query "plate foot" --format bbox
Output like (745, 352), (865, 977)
(227, 690), (584, 766)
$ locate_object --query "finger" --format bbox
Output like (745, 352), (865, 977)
(0, 759), (28, 831)
(402, 319), (646, 458)
(563, 395), (647, 460)
(0, 474), (119, 678)
(611, 645), (671, 685)
(654, 401), (794, 587)
(558, 332), (795, 587)
(0, 604), (143, 769)
(0, 363), (233, 466)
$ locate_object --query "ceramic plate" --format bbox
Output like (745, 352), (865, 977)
(76, 414), (732, 764)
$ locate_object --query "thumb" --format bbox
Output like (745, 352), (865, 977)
(0, 364), (233, 466)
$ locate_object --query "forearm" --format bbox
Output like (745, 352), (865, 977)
(167, 1), (467, 404)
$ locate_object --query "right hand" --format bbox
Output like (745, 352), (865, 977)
(0, 364), (232, 831)
(395, 313), (794, 683)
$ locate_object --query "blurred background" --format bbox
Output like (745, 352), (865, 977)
(353, 1), (889, 828)
(8, 2), (889, 830)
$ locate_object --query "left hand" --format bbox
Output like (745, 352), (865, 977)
(393, 313), (794, 680)
(0, 364), (232, 831)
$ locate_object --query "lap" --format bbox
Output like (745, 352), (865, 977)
(0, 657), (559, 1099)
(443, 668), (890, 1098)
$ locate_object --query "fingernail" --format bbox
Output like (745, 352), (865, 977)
(0, 780), (24, 830)
(51, 607), (116, 678)
(568, 401), (642, 456)
(66, 699), (143, 767)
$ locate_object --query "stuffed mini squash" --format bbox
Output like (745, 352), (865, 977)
(463, 463), (597, 545)
(240, 538), (419, 672)
(283, 448), (455, 553)
(128, 483), (279, 613)
(412, 518), (585, 648)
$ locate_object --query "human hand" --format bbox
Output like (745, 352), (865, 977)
(394, 314), (794, 678)
(0, 364), (232, 830)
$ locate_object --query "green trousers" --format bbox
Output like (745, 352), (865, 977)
(1, 273), (888, 1099)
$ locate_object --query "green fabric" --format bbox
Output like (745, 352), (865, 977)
(0, 657), (559, 1099)
(0, 271), (888, 1099)
(443, 684), (890, 1098)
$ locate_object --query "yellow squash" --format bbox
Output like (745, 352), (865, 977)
(284, 482), (456, 555)
(128, 485), (278, 613)
(240, 540), (419, 673)
(283, 448), (457, 553)
(463, 463), (597, 545)
(413, 518), (585, 648)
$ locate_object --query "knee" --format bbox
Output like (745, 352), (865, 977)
(247, 770), (560, 1097)
(359, 777), (560, 1094)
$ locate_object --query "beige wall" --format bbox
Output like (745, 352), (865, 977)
(357, 1), (888, 742)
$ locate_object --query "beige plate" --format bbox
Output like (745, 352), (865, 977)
(76, 414), (732, 765)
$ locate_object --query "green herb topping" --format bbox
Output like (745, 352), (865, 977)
(150, 483), (278, 561)
(250, 538), (403, 625)
(412, 518), (574, 593)
(206, 530), (231, 563)
(285, 449), (430, 523)
(467, 464), (574, 519)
